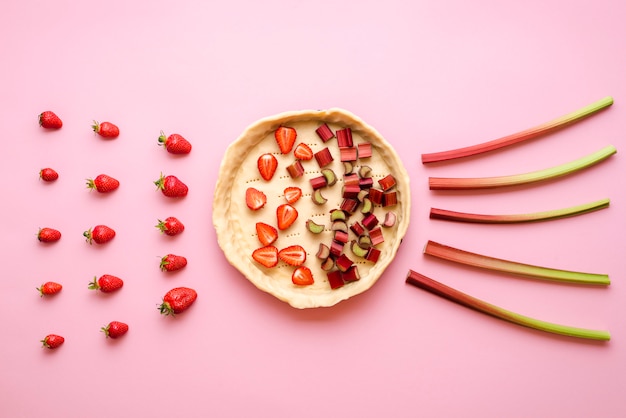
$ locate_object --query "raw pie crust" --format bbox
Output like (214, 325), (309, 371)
(213, 109), (411, 309)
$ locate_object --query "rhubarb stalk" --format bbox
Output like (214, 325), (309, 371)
(430, 198), (610, 224)
(405, 270), (610, 341)
(429, 145), (616, 190)
(421, 96), (614, 164)
(423, 240), (610, 285)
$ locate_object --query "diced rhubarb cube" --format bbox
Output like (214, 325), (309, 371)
(362, 213), (379, 230)
(310, 175), (328, 190)
(327, 270), (344, 289)
(340, 198), (359, 214)
(330, 240), (345, 257)
(383, 191), (397, 207)
(357, 143), (372, 159)
(369, 227), (384, 246)
(365, 247), (381, 263)
(286, 160), (305, 178)
(336, 128), (353, 148)
(334, 230), (349, 244)
(335, 254), (353, 273)
(378, 174), (396, 191)
(343, 172), (360, 187)
(342, 265), (361, 282)
(342, 184), (361, 199)
(350, 222), (365, 236)
(340, 147), (358, 162)
(316, 123), (335, 143)
(359, 177), (374, 189)
(314, 147), (334, 168)
(368, 188), (384, 205)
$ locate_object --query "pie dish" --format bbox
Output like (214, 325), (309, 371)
(213, 108), (411, 308)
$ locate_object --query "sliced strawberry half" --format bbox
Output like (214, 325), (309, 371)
(278, 245), (307, 266)
(283, 186), (302, 204)
(252, 246), (279, 268)
(246, 187), (267, 210)
(257, 153), (278, 181)
(275, 126), (297, 154)
(292, 266), (314, 285)
(294, 143), (314, 160)
(276, 204), (298, 230)
(256, 222), (278, 246)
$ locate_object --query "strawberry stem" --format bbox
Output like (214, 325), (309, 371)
(429, 145), (616, 190)
(423, 241), (610, 285)
(406, 270), (610, 341)
(430, 198), (610, 223)
(421, 96), (614, 163)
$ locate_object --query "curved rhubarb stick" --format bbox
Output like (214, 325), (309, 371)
(423, 240), (610, 285)
(430, 198), (610, 224)
(405, 270), (610, 341)
(429, 145), (616, 190)
(421, 96), (614, 164)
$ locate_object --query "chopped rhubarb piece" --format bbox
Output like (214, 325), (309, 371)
(343, 161), (354, 174)
(359, 177), (374, 189)
(316, 123), (335, 143)
(382, 211), (397, 227)
(321, 257), (335, 271)
(357, 189), (369, 202)
(314, 147), (334, 168)
(330, 240), (344, 257)
(358, 234), (372, 249)
(316, 243), (331, 260)
(340, 147), (358, 162)
(330, 209), (347, 222)
(378, 174), (396, 191)
(365, 247), (381, 263)
(343, 173), (360, 187)
(340, 198), (359, 214)
(310, 175), (328, 190)
(336, 128), (353, 148)
(369, 227), (384, 246)
(327, 270), (344, 289)
(286, 160), (305, 178)
(311, 189), (327, 205)
(360, 197), (373, 214)
(306, 219), (325, 234)
(331, 220), (348, 233)
(368, 188), (384, 205)
(357, 143), (372, 159)
(334, 230), (349, 244)
(321, 168), (337, 186)
(335, 254), (354, 273)
(383, 191), (397, 207)
(358, 165), (372, 178)
(350, 222), (365, 236)
(342, 265), (361, 282)
(362, 213), (379, 230)
(342, 184), (361, 199)
(350, 240), (368, 258)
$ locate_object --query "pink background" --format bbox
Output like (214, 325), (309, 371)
(2, 1), (625, 417)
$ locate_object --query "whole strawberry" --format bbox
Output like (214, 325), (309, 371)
(38, 227), (61, 243)
(41, 334), (64, 349)
(37, 281), (62, 297)
(158, 287), (197, 316)
(158, 131), (192, 154)
(101, 321), (129, 339)
(39, 111), (63, 129)
(88, 274), (124, 293)
(83, 225), (116, 245)
(160, 254), (187, 272)
(86, 174), (120, 193)
(92, 120), (119, 138)
(39, 168), (59, 182)
(156, 217), (185, 236)
(154, 173), (188, 198)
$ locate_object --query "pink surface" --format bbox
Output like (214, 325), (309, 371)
(2, 1), (625, 417)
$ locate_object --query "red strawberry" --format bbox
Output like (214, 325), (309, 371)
(159, 287), (197, 316)
(256, 222), (278, 246)
(246, 187), (267, 210)
(278, 245), (307, 266)
(38, 111), (62, 129)
(86, 174), (119, 193)
(155, 216), (185, 236)
(257, 153), (278, 181)
(39, 168), (59, 182)
(37, 227), (61, 243)
(283, 186), (302, 204)
(292, 266), (314, 286)
(41, 334), (64, 349)
(154, 173), (188, 198)
(158, 131), (192, 154)
(101, 321), (129, 339)
(252, 246), (279, 268)
(92, 120), (119, 138)
(275, 126), (297, 154)
(37, 281), (62, 297)
(160, 254), (188, 272)
(293, 143), (314, 160)
(89, 274), (124, 293)
(83, 225), (116, 245)
(276, 204), (298, 230)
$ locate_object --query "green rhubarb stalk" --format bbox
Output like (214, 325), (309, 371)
(429, 145), (616, 190)
(421, 96), (614, 164)
(423, 240), (610, 285)
(430, 198), (610, 224)
(405, 270), (610, 341)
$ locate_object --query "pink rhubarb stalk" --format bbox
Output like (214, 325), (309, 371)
(430, 198), (610, 224)
(421, 96), (614, 163)
(423, 240), (610, 285)
(405, 270), (610, 341)
(429, 145), (616, 190)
